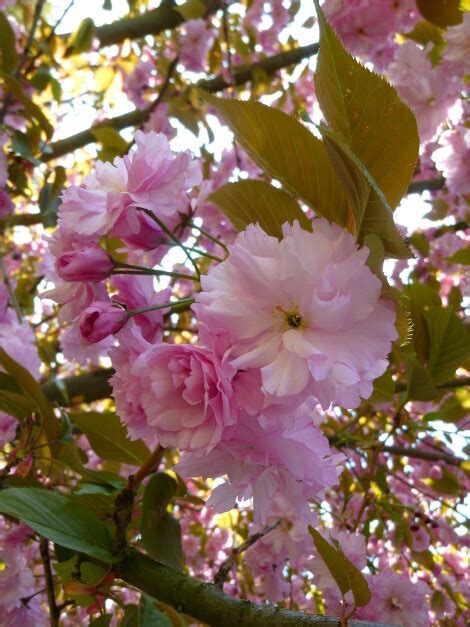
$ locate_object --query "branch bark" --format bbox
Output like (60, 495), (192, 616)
(62, 0), (220, 48)
(116, 548), (385, 627)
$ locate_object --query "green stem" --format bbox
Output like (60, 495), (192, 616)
(189, 221), (229, 253)
(114, 262), (199, 282)
(127, 297), (195, 318)
(139, 209), (201, 278)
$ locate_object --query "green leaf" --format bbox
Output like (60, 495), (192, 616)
(91, 127), (128, 161)
(404, 355), (438, 401)
(416, 0), (463, 26)
(139, 595), (172, 627)
(308, 526), (371, 607)
(71, 412), (150, 466)
(314, 0), (418, 256)
(65, 17), (96, 56)
(1, 73), (53, 138)
(425, 307), (470, 385)
(208, 180), (311, 238)
(447, 245), (470, 265)
(121, 605), (139, 627)
(0, 348), (60, 440)
(141, 473), (183, 571)
(0, 11), (18, 74)
(318, 125), (370, 232)
(200, 92), (351, 227)
(174, 0), (207, 20)
(0, 488), (116, 562)
(426, 468), (462, 495)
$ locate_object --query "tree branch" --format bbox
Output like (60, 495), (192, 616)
(214, 520), (281, 588)
(62, 0), (220, 49)
(380, 445), (462, 467)
(39, 43), (320, 162)
(116, 548), (385, 627)
(407, 177), (445, 194)
(39, 537), (60, 627)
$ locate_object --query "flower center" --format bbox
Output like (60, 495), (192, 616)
(287, 312), (302, 328)
(274, 305), (304, 330)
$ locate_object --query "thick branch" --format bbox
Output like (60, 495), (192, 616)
(116, 548), (383, 627)
(63, 0), (219, 48)
(42, 367), (113, 405)
(380, 445), (462, 466)
(40, 43), (319, 162)
(407, 177), (445, 194)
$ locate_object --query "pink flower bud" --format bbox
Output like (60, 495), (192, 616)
(78, 301), (127, 344)
(55, 244), (115, 282)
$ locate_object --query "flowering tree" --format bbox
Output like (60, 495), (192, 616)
(0, 0), (469, 625)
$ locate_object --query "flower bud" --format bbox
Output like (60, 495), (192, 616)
(78, 301), (127, 344)
(55, 244), (115, 282)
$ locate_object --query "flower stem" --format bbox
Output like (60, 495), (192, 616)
(127, 297), (195, 317)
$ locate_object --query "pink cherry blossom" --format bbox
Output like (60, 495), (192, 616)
(177, 405), (342, 524)
(55, 243), (115, 282)
(432, 126), (470, 196)
(61, 323), (115, 366)
(143, 103), (175, 139)
(112, 275), (170, 343)
(357, 570), (430, 626)
(110, 322), (158, 442)
(59, 157), (129, 237)
(178, 19), (215, 72)
(0, 547), (36, 613)
(195, 219), (397, 408)
(443, 13), (470, 74)
(0, 318), (41, 379)
(0, 411), (16, 447)
(124, 130), (201, 218)
(112, 331), (262, 453)
(78, 301), (127, 343)
(387, 41), (459, 142)
(42, 281), (109, 323)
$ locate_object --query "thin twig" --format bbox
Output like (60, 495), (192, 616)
(214, 520), (281, 587)
(39, 537), (60, 627)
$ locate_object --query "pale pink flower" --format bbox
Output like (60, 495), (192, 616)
(0, 412), (16, 447)
(177, 405), (342, 524)
(61, 323), (114, 366)
(443, 13), (470, 74)
(0, 547), (36, 613)
(179, 19), (215, 72)
(55, 243), (114, 282)
(124, 130), (201, 218)
(432, 126), (470, 196)
(113, 331), (262, 453)
(78, 301), (127, 343)
(58, 157), (129, 237)
(195, 220), (397, 408)
(112, 275), (170, 343)
(387, 42), (459, 142)
(357, 570), (430, 626)
(0, 318), (41, 379)
(143, 103), (175, 139)
(123, 58), (155, 108)
(42, 281), (109, 323)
